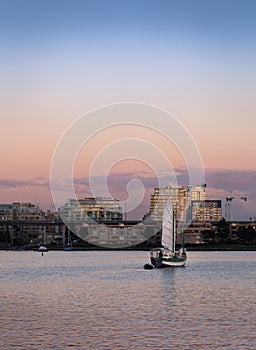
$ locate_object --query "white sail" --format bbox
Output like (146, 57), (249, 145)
(161, 199), (175, 252)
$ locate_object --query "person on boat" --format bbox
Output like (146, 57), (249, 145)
(180, 249), (186, 258)
(159, 250), (163, 258)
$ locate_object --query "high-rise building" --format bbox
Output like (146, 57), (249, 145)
(149, 185), (206, 222)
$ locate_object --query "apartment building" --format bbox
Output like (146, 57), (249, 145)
(149, 185), (206, 222)
(59, 197), (122, 223)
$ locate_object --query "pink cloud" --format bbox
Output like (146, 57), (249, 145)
(1, 168), (256, 220)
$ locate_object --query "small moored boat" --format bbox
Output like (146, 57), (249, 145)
(38, 245), (48, 252)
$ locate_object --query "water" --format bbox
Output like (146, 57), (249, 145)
(0, 250), (255, 350)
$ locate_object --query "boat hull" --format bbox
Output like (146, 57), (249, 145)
(150, 256), (186, 268)
(161, 258), (186, 267)
(143, 263), (154, 270)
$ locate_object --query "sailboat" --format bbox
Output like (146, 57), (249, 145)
(149, 200), (187, 268)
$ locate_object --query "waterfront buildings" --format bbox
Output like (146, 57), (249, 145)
(1, 191), (249, 248)
(0, 202), (45, 244)
(148, 186), (221, 223)
(58, 197), (122, 223)
(78, 221), (146, 247)
(146, 186), (222, 245)
(149, 185), (206, 222)
(58, 197), (146, 246)
(194, 200), (222, 222)
(0, 202), (61, 247)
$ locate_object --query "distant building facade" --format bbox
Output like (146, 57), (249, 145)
(146, 186), (223, 245)
(78, 221), (146, 247)
(149, 185), (206, 222)
(58, 197), (122, 223)
(0, 202), (61, 246)
(193, 200), (222, 222)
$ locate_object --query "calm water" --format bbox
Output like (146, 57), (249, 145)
(0, 250), (255, 350)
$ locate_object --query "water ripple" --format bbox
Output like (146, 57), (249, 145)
(0, 251), (255, 349)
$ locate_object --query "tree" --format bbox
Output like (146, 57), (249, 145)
(237, 226), (256, 243)
(215, 218), (230, 242)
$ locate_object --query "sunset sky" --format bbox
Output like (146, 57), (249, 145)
(1, 0), (256, 220)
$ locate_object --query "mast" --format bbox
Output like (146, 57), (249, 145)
(172, 209), (175, 254)
(43, 229), (46, 245)
(67, 228), (71, 246)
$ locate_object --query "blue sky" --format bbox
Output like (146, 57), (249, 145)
(1, 1), (256, 45)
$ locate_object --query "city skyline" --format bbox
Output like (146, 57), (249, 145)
(0, 185), (247, 223)
(1, 0), (256, 220)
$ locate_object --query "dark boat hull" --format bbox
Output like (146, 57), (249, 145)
(143, 263), (154, 270)
(150, 256), (186, 268)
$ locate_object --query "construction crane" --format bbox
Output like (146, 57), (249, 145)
(225, 196), (247, 221)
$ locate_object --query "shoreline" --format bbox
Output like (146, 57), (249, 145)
(1, 243), (256, 252)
